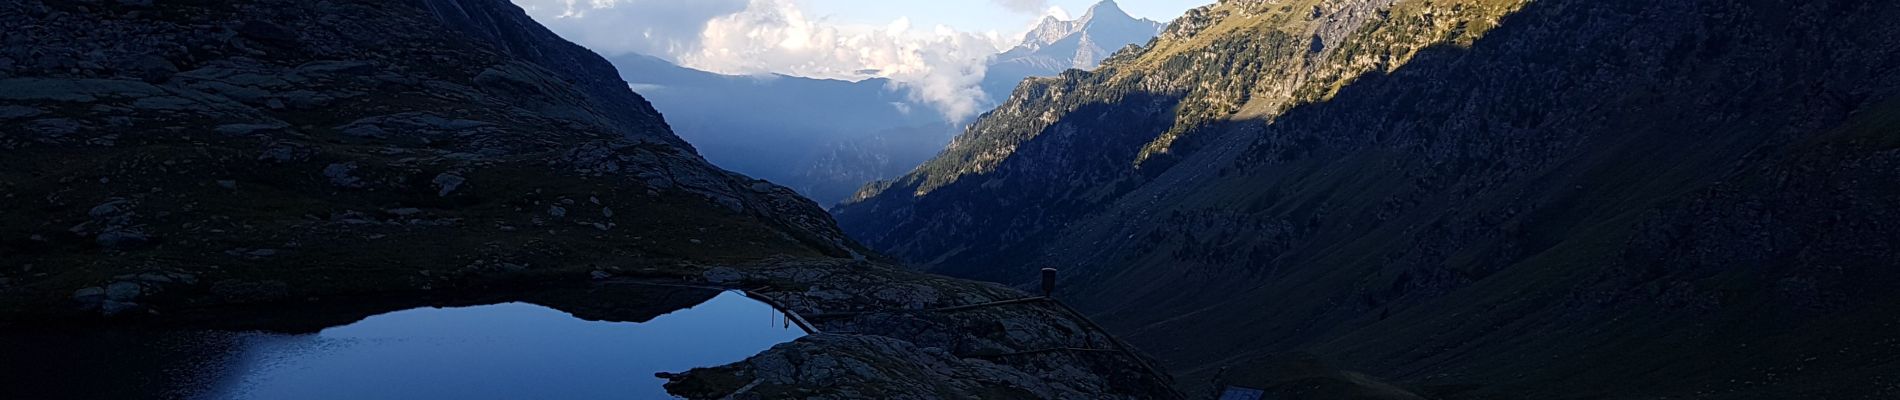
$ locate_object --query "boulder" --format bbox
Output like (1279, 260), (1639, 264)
(72, 287), (106, 305)
(322, 163), (364, 188)
(432, 172), (466, 196)
(104, 281), (142, 301)
(96, 228), (152, 249)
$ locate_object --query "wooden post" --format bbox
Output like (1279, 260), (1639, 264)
(1041, 268), (1057, 297)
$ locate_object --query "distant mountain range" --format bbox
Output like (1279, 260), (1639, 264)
(609, 0), (1164, 206)
(982, 0), (1165, 100)
(608, 53), (951, 206)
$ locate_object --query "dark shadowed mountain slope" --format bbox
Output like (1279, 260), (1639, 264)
(0, 0), (1177, 398)
(416, 0), (686, 150)
(609, 54), (952, 206)
(0, 0), (860, 318)
(837, 0), (1900, 397)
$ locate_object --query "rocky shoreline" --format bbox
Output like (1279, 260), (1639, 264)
(664, 258), (1178, 399)
(6, 257), (1181, 399)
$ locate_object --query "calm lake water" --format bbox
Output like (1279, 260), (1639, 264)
(1, 290), (806, 400)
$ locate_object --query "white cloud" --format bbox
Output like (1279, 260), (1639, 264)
(512, 0), (1016, 122)
(513, 0), (748, 58)
(679, 0), (1007, 121)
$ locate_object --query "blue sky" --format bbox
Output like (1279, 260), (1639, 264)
(802, 0), (1206, 33)
(515, 0), (1207, 63)
(514, 0), (1211, 120)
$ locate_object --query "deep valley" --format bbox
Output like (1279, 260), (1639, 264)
(3, 0), (1897, 399)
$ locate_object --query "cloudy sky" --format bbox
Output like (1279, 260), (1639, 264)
(511, 0), (1206, 120)
(798, 0), (1204, 34)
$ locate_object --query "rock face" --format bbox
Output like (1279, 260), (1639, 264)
(0, 0), (861, 318)
(412, 0), (682, 149)
(837, 0), (1900, 397)
(663, 258), (1176, 399)
(669, 334), (1060, 399)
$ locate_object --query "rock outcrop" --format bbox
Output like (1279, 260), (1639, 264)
(663, 258), (1176, 399)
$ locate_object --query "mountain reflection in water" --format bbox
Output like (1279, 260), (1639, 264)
(1, 287), (805, 400)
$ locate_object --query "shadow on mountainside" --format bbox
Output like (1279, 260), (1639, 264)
(845, 0), (1900, 398)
